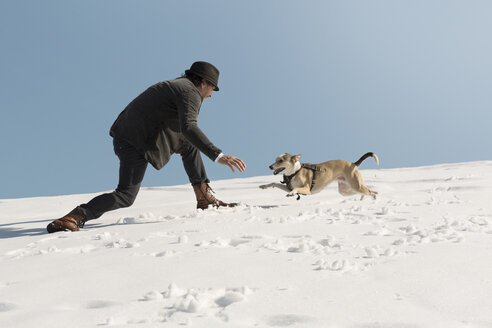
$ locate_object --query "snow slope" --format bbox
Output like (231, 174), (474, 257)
(1, 162), (492, 327)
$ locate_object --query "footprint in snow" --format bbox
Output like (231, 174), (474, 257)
(0, 282), (12, 288)
(229, 239), (251, 247)
(0, 302), (18, 312)
(149, 250), (177, 258)
(266, 314), (315, 327)
(140, 290), (164, 301)
(364, 247), (380, 258)
(105, 239), (140, 249)
(157, 284), (254, 316)
(241, 234), (265, 240)
(85, 300), (120, 309)
(315, 259), (356, 272)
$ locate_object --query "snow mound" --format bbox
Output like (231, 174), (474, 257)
(1, 161), (492, 327)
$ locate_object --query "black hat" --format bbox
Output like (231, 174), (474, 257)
(185, 61), (220, 91)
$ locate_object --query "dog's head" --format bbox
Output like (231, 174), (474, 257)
(268, 153), (302, 175)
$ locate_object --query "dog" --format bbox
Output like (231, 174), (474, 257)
(259, 152), (379, 200)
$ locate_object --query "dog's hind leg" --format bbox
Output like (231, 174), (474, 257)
(348, 171), (377, 200)
(359, 186), (378, 200)
(338, 177), (357, 196)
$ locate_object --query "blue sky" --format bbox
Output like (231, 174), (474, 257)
(1, 0), (491, 199)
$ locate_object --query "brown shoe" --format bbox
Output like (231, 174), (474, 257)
(46, 209), (86, 233)
(193, 183), (238, 210)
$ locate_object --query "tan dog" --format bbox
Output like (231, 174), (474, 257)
(259, 152), (379, 200)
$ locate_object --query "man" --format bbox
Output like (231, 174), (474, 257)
(47, 61), (246, 233)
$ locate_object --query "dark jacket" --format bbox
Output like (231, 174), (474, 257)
(110, 77), (222, 169)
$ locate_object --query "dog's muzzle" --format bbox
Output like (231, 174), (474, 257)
(269, 165), (285, 175)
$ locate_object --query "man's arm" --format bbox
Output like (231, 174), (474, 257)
(176, 90), (246, 172)
(176, 91), (222, 161)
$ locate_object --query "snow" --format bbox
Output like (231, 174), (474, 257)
(1, 161), (492, 327)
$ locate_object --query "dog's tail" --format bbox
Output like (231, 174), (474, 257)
(354, 152), (379, 167)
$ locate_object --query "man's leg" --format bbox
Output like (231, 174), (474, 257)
(177, 141), (237, 209)
(77, 137), (148, 221)
(178, 141), (209, 186)
(47, 138), (148, 232)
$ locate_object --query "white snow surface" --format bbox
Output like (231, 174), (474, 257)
(1, 161), (492, 327)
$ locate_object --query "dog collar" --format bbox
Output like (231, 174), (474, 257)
(281, 169), (301, 190)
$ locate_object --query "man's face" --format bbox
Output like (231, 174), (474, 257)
(197, 81), (215, 99)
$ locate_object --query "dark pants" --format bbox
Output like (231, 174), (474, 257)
(77, 138), (208, 221)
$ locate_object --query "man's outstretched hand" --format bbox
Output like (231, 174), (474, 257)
(218, 155), (246, 172)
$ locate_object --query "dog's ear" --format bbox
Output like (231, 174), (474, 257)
(293, 154), (302, 162)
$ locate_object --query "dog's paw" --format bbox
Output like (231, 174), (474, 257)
(286, 192), (295, 197)
(259, 184), (269, 189)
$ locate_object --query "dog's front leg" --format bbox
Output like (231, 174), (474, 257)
(259, 183), (290, 192)
(287, 186), (312, 197)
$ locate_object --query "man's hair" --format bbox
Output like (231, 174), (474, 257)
(182, 72), (213, 87)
